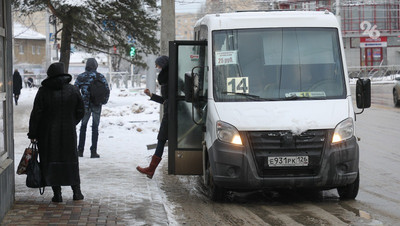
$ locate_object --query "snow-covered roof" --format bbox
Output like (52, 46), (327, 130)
(69, 51), (108, 64)
(13, 22), (46, 40)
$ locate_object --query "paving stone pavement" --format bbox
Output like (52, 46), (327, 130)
(1, 144), (173, 226)
(3, 88), (175, 225)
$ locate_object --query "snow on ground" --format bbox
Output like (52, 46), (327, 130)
(11, 76), (399, 224)
(349, 74), (400, 84)
(14, 85), (160, 160)
(13, 84), (180, 225)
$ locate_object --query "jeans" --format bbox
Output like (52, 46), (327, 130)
(154, 139), (167, 158)
(78, 105), (102, 151)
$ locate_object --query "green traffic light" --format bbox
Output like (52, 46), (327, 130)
(130, 46), (136, 57)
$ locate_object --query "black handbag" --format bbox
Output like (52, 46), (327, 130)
(26, 142), (45, 195)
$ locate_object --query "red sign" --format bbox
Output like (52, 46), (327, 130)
(360, 36), (387, 48)
(360, 36), (387, 42)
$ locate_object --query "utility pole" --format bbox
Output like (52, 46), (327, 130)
(160, 0), (175, 56)
(336, 0), (341, 27)
(159, 1), (175, 122)
(148, 0), (174, 91)
(45, 10), (51, 68)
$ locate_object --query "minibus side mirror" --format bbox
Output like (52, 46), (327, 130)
(356, 78), (371, 109)
(184, 72), (194, 102)
(184, 69), (200, 103)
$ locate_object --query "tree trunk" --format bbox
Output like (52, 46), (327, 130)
(59, 22), (73, 73)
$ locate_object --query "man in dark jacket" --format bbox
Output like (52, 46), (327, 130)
(13, 69), (23, 105)
(28, 62), (85, 202)
(74, 58), (110, 158)
(136, 56), (169, 179)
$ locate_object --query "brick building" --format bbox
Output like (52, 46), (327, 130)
(176, 13), (199, 40)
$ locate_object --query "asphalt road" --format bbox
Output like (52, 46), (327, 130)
(161, 83), (400, 225)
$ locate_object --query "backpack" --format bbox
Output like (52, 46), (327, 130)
(89, 73), (109, 106)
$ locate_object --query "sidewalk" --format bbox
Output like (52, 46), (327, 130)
(1, 159), (171, 225)
(1, 88), (175, 225)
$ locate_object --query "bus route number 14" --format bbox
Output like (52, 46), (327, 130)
(227, 77), (249, 94)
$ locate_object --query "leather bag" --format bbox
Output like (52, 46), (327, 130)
(26, 142), (45, 194)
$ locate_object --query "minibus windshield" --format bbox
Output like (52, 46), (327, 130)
(212, 28), (346, 102)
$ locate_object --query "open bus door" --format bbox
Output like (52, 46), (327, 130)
(168, 40), (207, 175)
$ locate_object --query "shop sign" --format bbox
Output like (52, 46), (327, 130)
(360, 37), (387, 48)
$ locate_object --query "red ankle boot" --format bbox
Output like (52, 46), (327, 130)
(136, 155), (162, 179)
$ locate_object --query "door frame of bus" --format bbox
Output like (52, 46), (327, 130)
(168, 40), (207, 175)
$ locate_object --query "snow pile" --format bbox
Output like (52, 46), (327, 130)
(349, 74), (398, 85)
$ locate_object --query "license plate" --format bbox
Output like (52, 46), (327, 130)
(267, 156), (309, 167)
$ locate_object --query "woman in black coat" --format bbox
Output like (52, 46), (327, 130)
(28, 62), (85, 202)
(137, 56), (169, 179)
(12, 69), (22, 105)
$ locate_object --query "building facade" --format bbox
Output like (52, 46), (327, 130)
(340, 0), (400, 75)
(176, 13), (198, 40)
(280, 0), (400, 75)
(175, 0), (400, 76)
(13, 23), (46, 74)
(175, 0), (275, 41)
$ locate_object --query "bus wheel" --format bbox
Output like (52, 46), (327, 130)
(207, 161), (225, 202)
(337, 171), (359, 200)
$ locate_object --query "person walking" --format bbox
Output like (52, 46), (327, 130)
(75, 58), (110, 158)
(137, 56), (169, 179)
(28, 62), (85, 202)
(12, 69), (23, 105)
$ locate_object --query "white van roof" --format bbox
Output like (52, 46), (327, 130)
(195, 11), (340, 30)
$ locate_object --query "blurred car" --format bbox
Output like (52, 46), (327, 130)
(394, 77), (400, 107)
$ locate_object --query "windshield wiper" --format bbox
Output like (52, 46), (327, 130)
(284, 95), (326, 100)
(222, 92), (277, 101)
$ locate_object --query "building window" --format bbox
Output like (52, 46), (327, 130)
(342, 3), (400, 34)
(36, 46), (40, 55)
(19, 44), (24, 54)
(350, 38), (360, 48)
(32, 46), (35, 55)
(387, 36), (400, 47)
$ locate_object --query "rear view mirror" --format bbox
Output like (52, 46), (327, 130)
(184, 70), (200, 103)
(184, 72), (194, 102)
(356, 78), (371, 109)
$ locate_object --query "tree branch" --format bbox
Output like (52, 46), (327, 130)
(47, 1), (58, 17)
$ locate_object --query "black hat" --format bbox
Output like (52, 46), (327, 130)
(47, 62), (66, 77)
(155, 56), (169, 69)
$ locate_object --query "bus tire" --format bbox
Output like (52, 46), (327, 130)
(337, 171), (359, 200)
(207, 160), (225, 202)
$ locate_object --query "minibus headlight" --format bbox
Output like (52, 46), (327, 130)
(216, 121), (243, 145)
(332, 118), (354, 144)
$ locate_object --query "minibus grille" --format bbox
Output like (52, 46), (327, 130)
(246, 130), (329, 177)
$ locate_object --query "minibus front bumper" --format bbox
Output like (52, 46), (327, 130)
(208, 134), (359, 191)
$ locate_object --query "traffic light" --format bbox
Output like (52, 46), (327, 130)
(130, 46), (136, 57)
